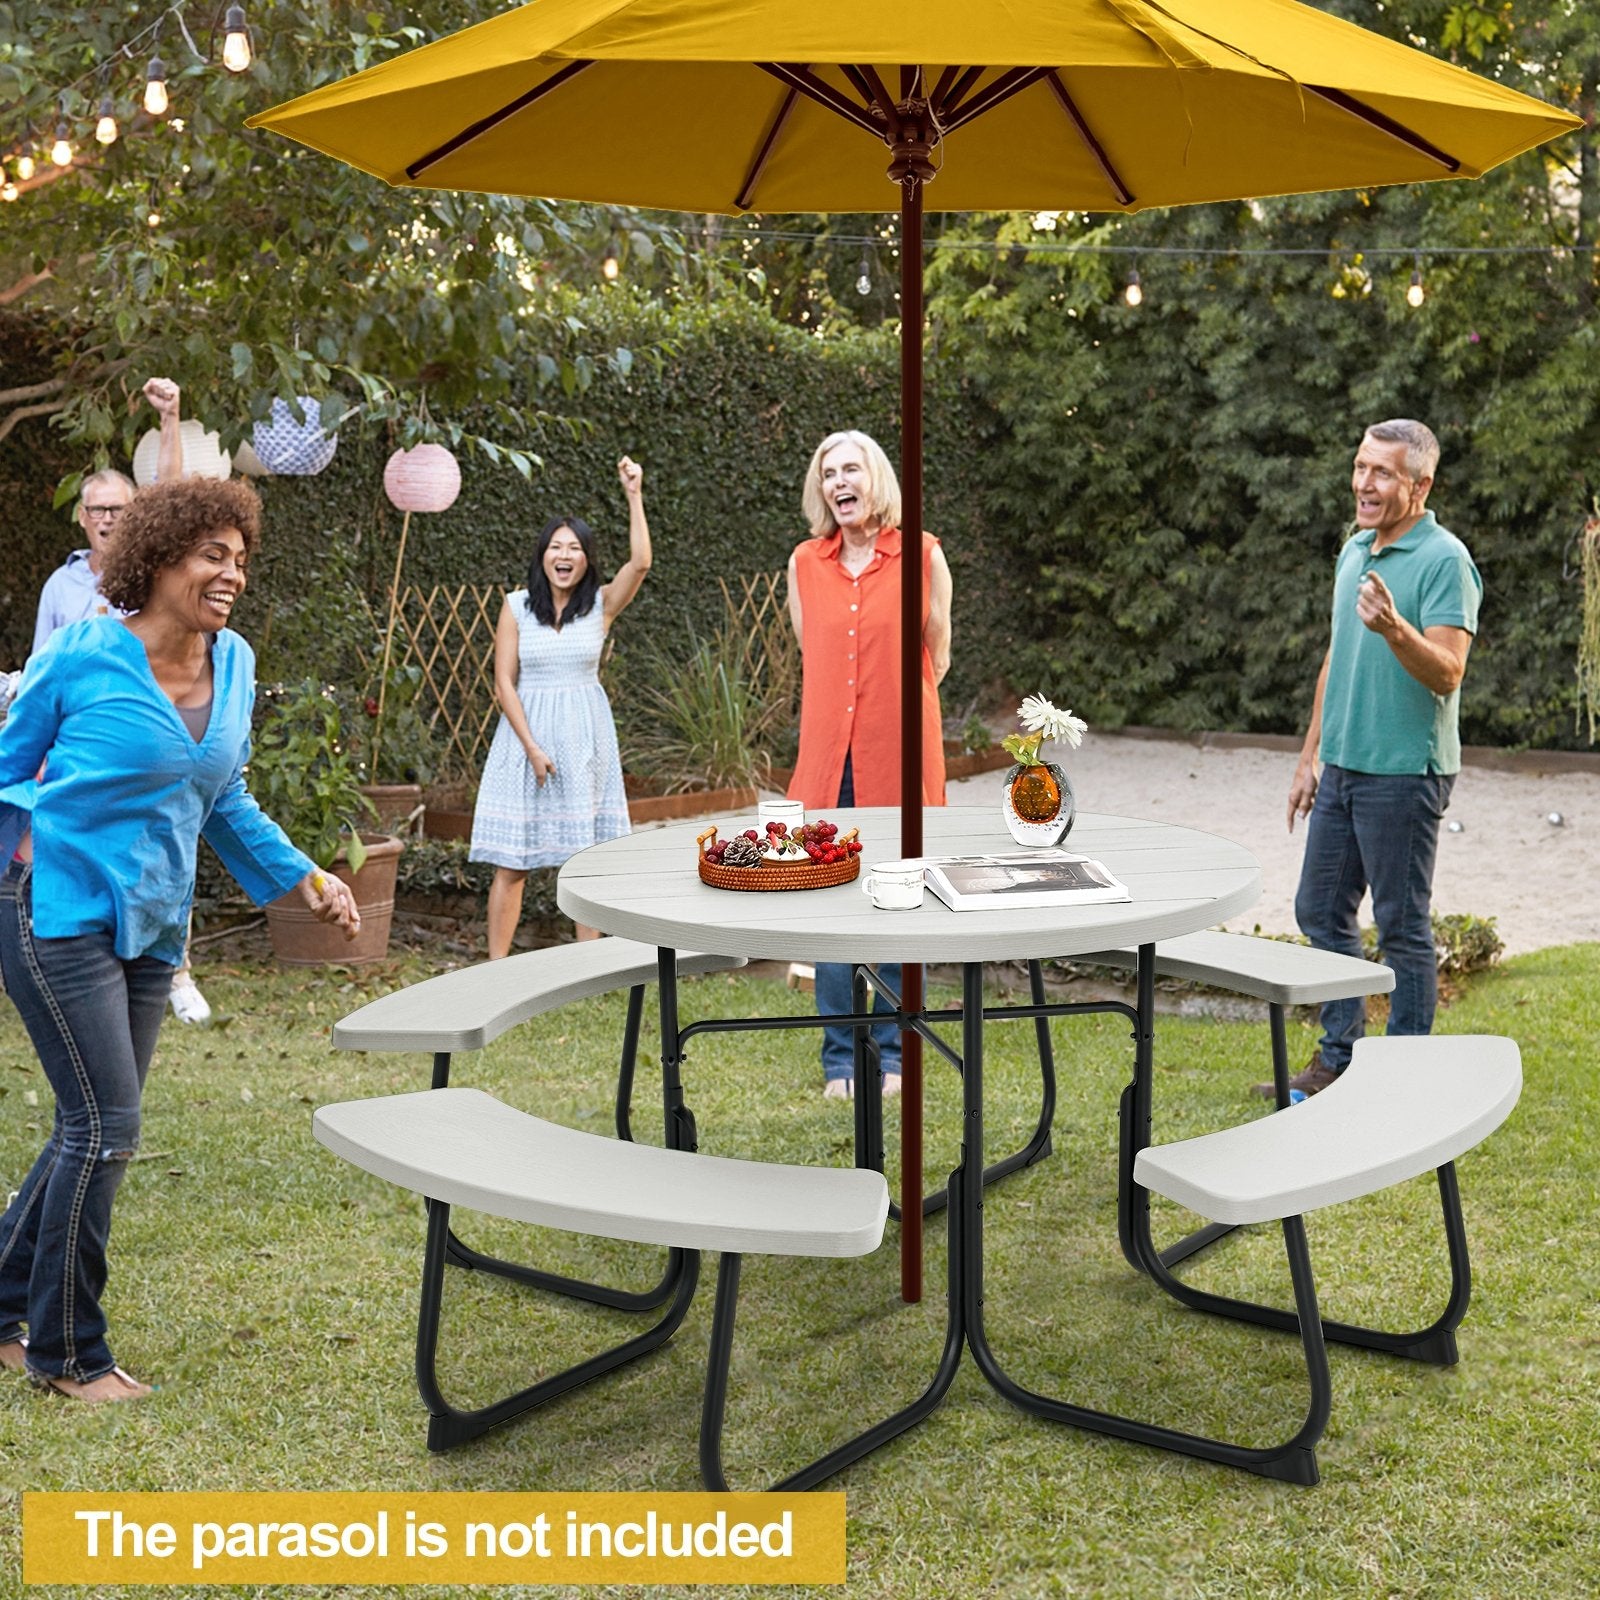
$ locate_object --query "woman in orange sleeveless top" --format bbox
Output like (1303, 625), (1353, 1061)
(786, 430), (952, 1097)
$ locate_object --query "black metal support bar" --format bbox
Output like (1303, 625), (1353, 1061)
(415, 1197), (699, 1452)
(613, 983), (645, 1143)
(958, 957), (1331, 1484)
(435, 1004), (680, 1311)
(1139, 1161), (1472, 1364)
(658, 946), (698, 1155)
(698, 1209), (969, 1490)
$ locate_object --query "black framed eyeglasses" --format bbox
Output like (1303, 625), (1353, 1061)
(83, 504), (126, 520)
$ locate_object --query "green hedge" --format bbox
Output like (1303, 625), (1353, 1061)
(6, 282), (1594, 751)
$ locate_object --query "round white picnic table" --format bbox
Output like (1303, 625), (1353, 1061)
(557, 805), (1267, 1484)
(557, 807), (1262, 962)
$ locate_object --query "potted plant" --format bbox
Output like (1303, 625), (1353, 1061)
(249, 679), (402, 964)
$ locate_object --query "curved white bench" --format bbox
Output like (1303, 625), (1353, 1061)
(1126, 1034), (1520, 1485)
(1135, 1034), (1519, 1224)
(332, 939), (745, 1054)
(315, 1086), (893, 1486)
(1087, 930), (1394, 1010)
(331, 939), (747, 1313)
(316, 1088), (887, 1257)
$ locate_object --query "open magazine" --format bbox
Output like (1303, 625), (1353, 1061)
(921, 849), (1131, 912)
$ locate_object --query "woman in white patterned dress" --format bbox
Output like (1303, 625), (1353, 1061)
(470, 457), (651, 954)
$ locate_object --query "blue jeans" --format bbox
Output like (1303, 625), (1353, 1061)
(1294, 765), (1454, 1075)
(0, 862), (172, 1380)
(816, 753), (901, 1084)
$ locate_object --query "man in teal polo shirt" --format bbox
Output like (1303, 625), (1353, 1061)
(1262, 419), (1481, 1098)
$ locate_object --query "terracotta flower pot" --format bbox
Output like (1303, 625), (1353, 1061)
(358, 782), (424, 836)
(265, 834), (404, 965)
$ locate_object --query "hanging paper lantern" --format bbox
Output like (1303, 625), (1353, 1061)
(252, 394), (339, 476)
(383, 443), (461, 512)
(132, 419), (231, 485)
(231, 438), (269, 477)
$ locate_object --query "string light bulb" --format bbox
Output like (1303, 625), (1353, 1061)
(2, 180), (17, 203)
(16, 151), (35, 181)
(1406, 258), (1425, 308)
(50, 122), (74, 168)
(221, 5), (253, 73)
(856, 251), (872, 296)
(601, 240), (620, 281)
(95, 95), (119, 146)
(1123, 267), (1143, 307)
(144, 58), (169, 117)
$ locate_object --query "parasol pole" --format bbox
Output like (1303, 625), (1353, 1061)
(891, 102), (935, 1305)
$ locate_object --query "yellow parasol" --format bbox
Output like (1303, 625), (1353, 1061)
(250, 0), (1580, 1300)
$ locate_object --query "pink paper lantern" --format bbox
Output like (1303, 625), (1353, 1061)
(383, 443), (461, 512)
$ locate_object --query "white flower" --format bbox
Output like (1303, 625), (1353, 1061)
(1018, 693), (1088, 750)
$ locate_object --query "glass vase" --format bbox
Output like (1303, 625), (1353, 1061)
(1001, 760), (1075, 848)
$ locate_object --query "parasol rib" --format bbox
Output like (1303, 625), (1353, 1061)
(929, 65), (963, 111)
(735, 83), (800, 210)
(406, 59), (595, 179)
(855, 63), (901, 125)
(1307, 86), (1461, 172)
(1046, 72), (1135, 206)
(840, 64), (878, 105)
(757, 63), (884, 136)
(937, 66), (986, 120)
(943, 67), (1054, 132)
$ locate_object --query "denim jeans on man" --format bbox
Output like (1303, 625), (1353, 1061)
(817, 754), (900, 1085)
(1294, 765), (1454, 1074)
(0, 862), (172, 1381)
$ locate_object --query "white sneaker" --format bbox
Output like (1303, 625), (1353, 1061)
(169, 978), (212, 1025)
(882, 1073), (903, 1099)
(822, 1078), (854, 1100)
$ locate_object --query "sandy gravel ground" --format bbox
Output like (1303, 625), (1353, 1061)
(947, 732), (1600, 957)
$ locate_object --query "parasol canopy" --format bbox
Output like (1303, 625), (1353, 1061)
(248, 0), (1579, 215)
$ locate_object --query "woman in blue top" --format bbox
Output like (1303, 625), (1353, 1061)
(470, 456), (652, 955)
(0, 478), (358, 1403)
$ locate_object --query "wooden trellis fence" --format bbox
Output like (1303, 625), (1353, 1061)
(390, 583), (503, 780)
(390, 572), (792, 781)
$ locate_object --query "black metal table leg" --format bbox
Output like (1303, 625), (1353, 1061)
(961, 957), (1328, 1484)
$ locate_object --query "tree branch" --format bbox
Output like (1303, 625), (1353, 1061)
(0, 376), (69, 408)
(0, 398), (68, 448)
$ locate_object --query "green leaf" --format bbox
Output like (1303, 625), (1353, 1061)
(343, 831), (368, 875)
(231, 342), (254, 380)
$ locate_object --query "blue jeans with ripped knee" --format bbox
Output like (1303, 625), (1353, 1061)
(0, 861), (172, 1381)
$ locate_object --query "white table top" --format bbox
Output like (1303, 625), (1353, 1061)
(557, 808), (1261, 964)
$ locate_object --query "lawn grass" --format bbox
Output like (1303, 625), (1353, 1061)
(1, 941), (1597, 1599)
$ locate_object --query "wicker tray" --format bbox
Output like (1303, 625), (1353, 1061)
(695, 826), (861, 891)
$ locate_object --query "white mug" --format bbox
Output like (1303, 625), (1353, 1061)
(758, 798), (804, 831)
(861, 859), (925, 910)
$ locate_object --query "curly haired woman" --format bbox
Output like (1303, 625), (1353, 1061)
(0, 478), (358, 1403)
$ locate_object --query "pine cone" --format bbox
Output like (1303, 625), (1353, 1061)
(721, 836), (763, 868)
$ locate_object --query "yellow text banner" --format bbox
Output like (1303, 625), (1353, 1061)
(24, 1492), (844, 1586)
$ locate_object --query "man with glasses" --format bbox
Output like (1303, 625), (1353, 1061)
(27, 378), (217, 1025)
(32, 378), (184, 651)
